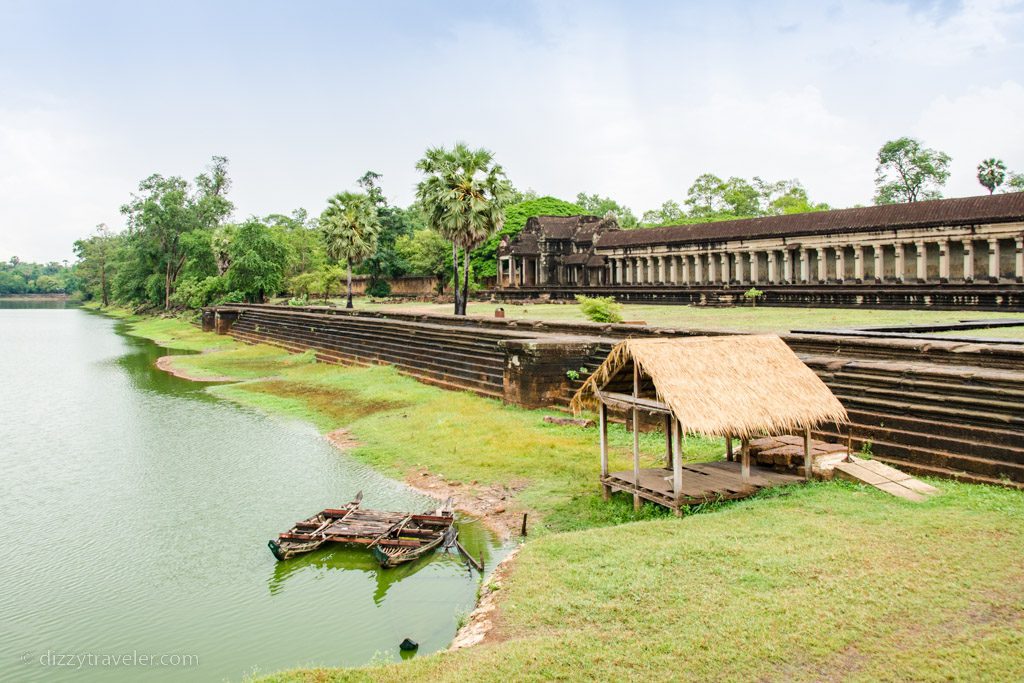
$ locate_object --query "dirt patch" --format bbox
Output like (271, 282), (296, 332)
(155, 355), (234, 382)
(407, 468), (528, 539)
(243, 380), (407, 424)
(325, 427), (361, 450)
(449, 545), (520, 651)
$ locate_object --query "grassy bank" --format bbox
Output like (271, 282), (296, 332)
(117, 314), (1024, 682)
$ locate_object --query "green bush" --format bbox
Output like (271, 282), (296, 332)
(575, 294), (623, 323)
(366, 279), (391, 298)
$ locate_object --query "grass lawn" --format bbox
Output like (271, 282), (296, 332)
(932, 326), (1024, 340)
(328, 298), (1024, 334)
(120, 315), (1024, 682)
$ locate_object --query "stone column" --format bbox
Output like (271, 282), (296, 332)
(853, 245), (864, 283)
(749, 252), (759, 284)
(707, 253), (718, 284)
(1016, 236), (1024, 283)
(836, 247), (846, 283)
(783, 250), (793, 284)
(767, 252), (777, 284)
(938, 239), (950, 283)
(872, 244), (884, 283)
(720, 252), (730, 284)
(894, 243), (904, 283)
(694, 255), (704, 284)
(799, 248), (809, 283)
(915, 241), (926, 283)
(816, 247), (827, 283)
(963, 240), (974, 283)
(735, 251), (746, 284)
(648, 256), (658, 284)
(669, 255), (678, 284)
(680, 255), (691, 285)
(988, 238), (1000, 283)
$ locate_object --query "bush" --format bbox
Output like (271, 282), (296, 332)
(366, 279), (391, 298)
(575, 294), (623, 323)
(743, 287), (765, 306)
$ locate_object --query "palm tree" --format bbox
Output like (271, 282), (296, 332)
(319, 192), (380, 309)
(416, 143), (513, 315)
(977, 158), (1007, 194)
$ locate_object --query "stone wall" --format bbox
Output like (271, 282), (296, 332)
(207, 304), (1024, 488)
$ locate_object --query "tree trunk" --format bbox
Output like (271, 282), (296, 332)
(165, 261), (172, 310)
(100, 262), (108, 307)
(451, 242), (461, 315)
(346, 258), (354, 309)
(460, 248), (471, 316)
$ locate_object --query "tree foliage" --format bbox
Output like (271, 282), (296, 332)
(320, 192), (381, 308)
(977, 158), (1007, 195)
(574, 193), (638, 227)
(416, 143), (512, 315)
(472, 195), (584, 278)
(874, 137), (951, 204)
(225, 219), (289, 303)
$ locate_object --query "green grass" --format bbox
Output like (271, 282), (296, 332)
(932, 326), (1024, 340)
(121, 315), (1024, 682)
(339, 298), (1024, 334)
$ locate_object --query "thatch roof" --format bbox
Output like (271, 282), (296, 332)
(571, 335), (848, 439)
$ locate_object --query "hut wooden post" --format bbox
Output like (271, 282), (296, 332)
(804, 427), (812, 480)
(725, 432), (734, 462)
(664, 413), (673, 468)
(672, 417), (683, 517)
(632, 362), (641, 511)
(599, 402), (610, 500)
(740, 436), (750, 483)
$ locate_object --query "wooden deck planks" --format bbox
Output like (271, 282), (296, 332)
(605, 460), (803, 510)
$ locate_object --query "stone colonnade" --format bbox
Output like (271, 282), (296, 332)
(601, 233), (1024, 287)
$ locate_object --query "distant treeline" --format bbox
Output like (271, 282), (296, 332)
(0, 258), (76, 295)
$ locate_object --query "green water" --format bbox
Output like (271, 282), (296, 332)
(0, 305), (504, 681)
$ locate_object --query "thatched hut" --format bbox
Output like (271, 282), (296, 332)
(571, 335), (848, 514)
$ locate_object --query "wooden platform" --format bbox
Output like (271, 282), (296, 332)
(602, 460), (804, 513)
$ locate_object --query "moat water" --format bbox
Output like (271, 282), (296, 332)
(0, 302), (503, 681)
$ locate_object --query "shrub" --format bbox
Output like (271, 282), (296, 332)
(366, 279), (392, 298)
(575, 295), (623, 323)
(743, 287), (765, 306)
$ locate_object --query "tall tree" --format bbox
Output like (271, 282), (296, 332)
(355, 171), (413, 295)
(873, 137), (951, 204)
(72, 224), (118, 306)
(320, 192), (381, 309)
(120, 156), (233, 308)
(1008, 172), (1024, 192)
(226, 219), (289, 303)
(977, 158), (1007, 194)
(416, 143), (513, 315)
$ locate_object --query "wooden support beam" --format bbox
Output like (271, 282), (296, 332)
(672, 417), (683, 514)
(664, 413), (673, 468)
(804, 427), (812, 480)
(632, 363), (641, 511)
(725, 432), (734, 462)
(597, 391), (672, 415)
(599, 402), (610, 501)
(741, 436), (751, 483)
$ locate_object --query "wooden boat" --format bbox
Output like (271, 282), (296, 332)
(370, 498), (456, 568)
(268, 493), (456, 568)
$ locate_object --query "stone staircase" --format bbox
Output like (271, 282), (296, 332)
(227, 306), (513, 399)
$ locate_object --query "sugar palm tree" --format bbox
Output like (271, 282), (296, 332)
(320, 192), (380, 309)
(977, 158), (1007, 195)
(416, 143), (513, 315)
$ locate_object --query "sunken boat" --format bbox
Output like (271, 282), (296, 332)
(268, 492), (456, 567)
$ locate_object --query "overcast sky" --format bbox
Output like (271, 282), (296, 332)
(2, 0), (1022, 262)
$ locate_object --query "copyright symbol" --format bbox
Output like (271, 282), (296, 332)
(20, 651), (32, 663)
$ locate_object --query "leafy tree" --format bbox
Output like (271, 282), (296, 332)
(320, 192), (381, 309)
(120, 156), (233, 308)
(873, 137), (951, 204)
(641, 200), (685, 226)
(0, 270), (26, 294)
(977, 158), (1007, 194)
(759, 179), (830, 215)
(396, 228), (450, 293)
(685, 173), (727, 218)
(73, 224), (119, 305)
(416, 143), (513, 315)
(225, 219), (288, 303)
(1008, 172), (1024, 192)
(574, 192), (638, 227)
(354, 171), (414, 296)
(266, 209), (324, 279)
